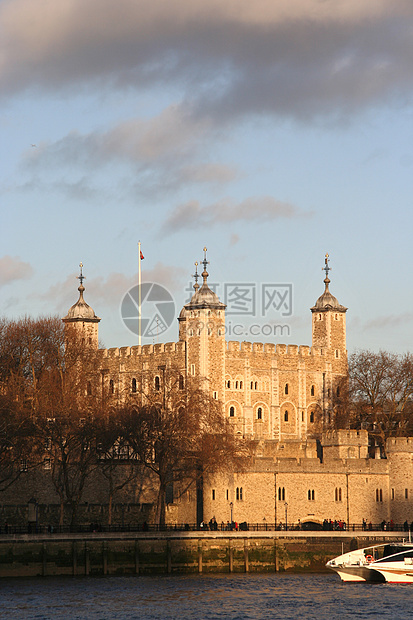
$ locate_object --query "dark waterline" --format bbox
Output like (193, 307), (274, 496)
(0, 573), (411, 620)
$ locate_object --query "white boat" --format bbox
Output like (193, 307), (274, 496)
(327, 541), (413, 583)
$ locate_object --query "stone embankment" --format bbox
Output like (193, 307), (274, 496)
(0, 531), (407, 578)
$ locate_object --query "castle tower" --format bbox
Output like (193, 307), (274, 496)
(311, 254), (347, 355)
(178, 248), (226, 399)
(62, 263), (100, 349)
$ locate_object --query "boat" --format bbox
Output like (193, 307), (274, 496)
(326, 540), (413, 583)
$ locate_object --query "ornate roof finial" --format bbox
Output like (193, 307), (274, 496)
(193, 261), (200, 292)
(322, 253), (331, 288)
(77, 262), (85, 287)
(201, 246), (209, 284)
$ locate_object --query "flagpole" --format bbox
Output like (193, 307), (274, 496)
(138, 241), (142, 346)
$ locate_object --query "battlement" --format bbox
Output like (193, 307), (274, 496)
(323, 430), (368, 447)
(225, 341), (326, 358)
(99, 341), (185, 358)
(386, 437), (413, 454)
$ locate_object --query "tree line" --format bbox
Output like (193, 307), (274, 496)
(330, 349), (413, 454)
(0, 317), (247, 527)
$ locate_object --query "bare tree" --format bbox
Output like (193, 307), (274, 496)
(121, 370), (250, 526)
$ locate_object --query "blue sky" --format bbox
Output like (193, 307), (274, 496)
(1, 0), (413, 353)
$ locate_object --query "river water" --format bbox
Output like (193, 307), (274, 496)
(0, 573), (410, 620)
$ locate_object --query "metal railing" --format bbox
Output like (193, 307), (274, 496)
(0, 521), (411, 536)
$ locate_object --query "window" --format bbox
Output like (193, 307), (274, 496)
(109, 379), (114, 394)
(131, 378), (137, 393)
(391, 488), (395, 500)
(406, 489), (409, 500)
(335, 350), (340, 359)
(335, 488), (342, 502)
(284, 410), (288, 422)
(155, 376), (160, 391)
(20, 459), (28, 472)
(250, 381), (253, 389)
(257, 407), (262, 420)
(86, 381), (92, 396)
(212, 489), (215, 500)
(336, 386), (340, 397)
(376, 489), (383, 502)
(179, 375), (184, 390)
(229, 406), (235, 417)
(308, 489), (315, 501)
(285, 383), (289, 395)
(191, 364), (195, 375)
(226, 489), (229, 500)
(309, 411), (314, 423)
(278, 487), (285, 501)
(227, 380), (231, 389)
(311, 385), (315, 396)
(44, 457), (51, 470)
(255, 381), (258, 390)
(213, 391), (218, 399)
(235, 381), (238, 389)
(236, 487), (243, 501)
(239, 381), (243, 389)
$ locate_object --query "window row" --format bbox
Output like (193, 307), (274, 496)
(391, 488), (409, 500)
(213, 488), (244, 501)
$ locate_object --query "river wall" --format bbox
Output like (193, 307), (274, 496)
(0, 531), (406, 578)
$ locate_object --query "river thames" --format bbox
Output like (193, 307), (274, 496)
(0, 573), (411, 620)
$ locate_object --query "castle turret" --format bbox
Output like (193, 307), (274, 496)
(178, 248), (226, 399)
(62, 263), (100, 348)
(311, 254), (347, 355)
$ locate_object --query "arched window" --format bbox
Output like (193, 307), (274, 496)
(255, 381), (258, 390)
(109, 379), (114, 395)
(250, 381), (253, 390)
(227, 380), (231, 388)
(311, 385), (315, 396)
(239, 381), (243, 389)
(229, 406), (235, 417)
(155, 376), (160, 391)
(179, 375), (184, 390)
(310, 411), (314, 423)
(131, 378), (137, 393)
(235, 381), (238, 389)
(257, 407), (262, 420)
(284, 410), (288, 422)
(285, 383), (289, 395)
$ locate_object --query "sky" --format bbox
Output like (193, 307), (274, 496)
(1, 0), (413, 354)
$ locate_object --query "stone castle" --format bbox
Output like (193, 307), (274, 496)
(58, 250), (413, 529)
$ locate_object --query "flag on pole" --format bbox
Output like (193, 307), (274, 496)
(140, 250), (144, 260)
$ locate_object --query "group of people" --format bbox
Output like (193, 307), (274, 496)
(322, 519), (347, 531)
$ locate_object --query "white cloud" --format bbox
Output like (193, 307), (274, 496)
(0, 255), (33, 287)
(162, 196), (312, 233)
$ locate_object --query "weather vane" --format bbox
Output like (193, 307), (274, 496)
(323, 253), (331, 279)
(202, 247), (209, 273)
(77, 262), (85, 286)
(193, 261), (200, 291)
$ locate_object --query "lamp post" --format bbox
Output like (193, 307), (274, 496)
(230, 501), (233, 527)
(284, 502), (288, 531)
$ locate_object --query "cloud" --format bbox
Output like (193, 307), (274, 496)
(0, 255), (33, 287)
(35, 263), (188, 317)
(1, 0), (413, 121)
(364, 313), (413, 330)
(162, 196), (311, 233)
(18, 106), (239, 199)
